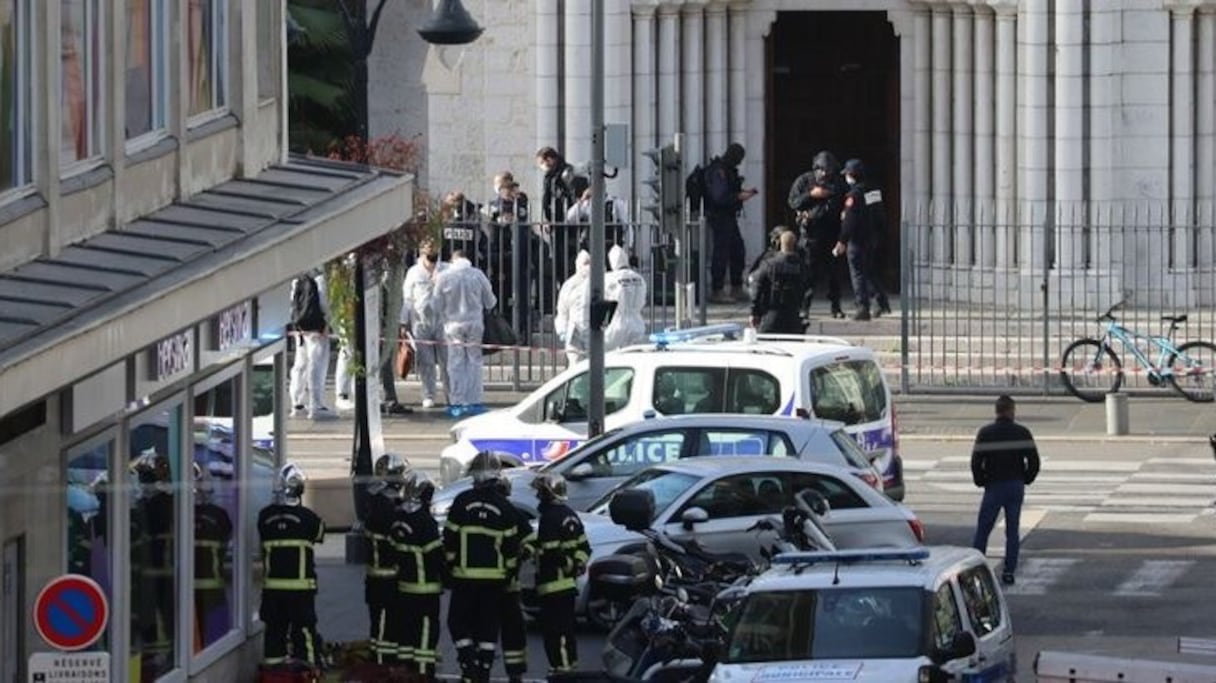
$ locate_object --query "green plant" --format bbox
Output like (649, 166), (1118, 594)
(287, 0), (356, 153)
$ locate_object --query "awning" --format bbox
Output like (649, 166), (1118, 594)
(0, 155), (412, 416)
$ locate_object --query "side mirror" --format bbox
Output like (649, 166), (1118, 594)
(567, 463), (594, 481)
(609, 488), (656, 531)
(680, 506), (709, 530)
(930, 631), (977, 665)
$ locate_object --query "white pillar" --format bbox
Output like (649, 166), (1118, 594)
(705, 2), (729, 160)
(1171, 4), (1197, 272)
(536, 0), (562, 154)
(1087, 0), (1119, 278)
(728, 1), (747, 146)
(1019, 0), (1050, 271)
(633, 2), (659, 205)
(658, 2), (681, 141)
(1197, 7), (1215, 271)
(913, 5), (932, 258)
(951, 2), (974, 267)
(682, 2), (707, 164)
(564, 0), (593, 164)
(1055, 0), (1084, 269)
(606, 0), (634, 194)
(931, 6), (953, 264)
(990, 1), (1016, 268)
(972, 2), (995, 268)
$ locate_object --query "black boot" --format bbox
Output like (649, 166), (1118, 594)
(830, 304), (846, 319)
(852, 307), (872, 321)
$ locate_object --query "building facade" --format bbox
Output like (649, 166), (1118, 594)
(0, 0), (411, 680)
(373, 0), (1216, 308)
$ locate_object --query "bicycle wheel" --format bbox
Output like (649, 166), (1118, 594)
(1166, 340), (1216, 402)
(1059, 339), (1123, 402)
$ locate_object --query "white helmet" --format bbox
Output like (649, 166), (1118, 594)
(276, 462), (306, 505)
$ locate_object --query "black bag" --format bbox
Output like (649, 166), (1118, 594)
(290, 275), (325, 332)
(685, 163), (707, 214)
(482, 309), (517, 356)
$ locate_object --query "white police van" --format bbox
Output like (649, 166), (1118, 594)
(440, 324), (905, 500)
(710, 547), (1016, 683)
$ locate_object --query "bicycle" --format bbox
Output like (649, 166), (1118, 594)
(1059, 300), (1216, 403)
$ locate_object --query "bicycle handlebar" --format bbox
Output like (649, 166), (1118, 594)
(1097, 299), (1127, 323)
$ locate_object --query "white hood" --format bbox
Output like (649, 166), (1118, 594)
(608, 244), (629, 271)
(576, 249), (592, 275)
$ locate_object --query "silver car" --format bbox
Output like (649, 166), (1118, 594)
(430, 414), (884, 518)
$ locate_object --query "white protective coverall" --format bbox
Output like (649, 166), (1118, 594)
(555, 250), (592, 366)
(604, 245), (648, 351)
(433, 257), (497, 407)
(288, 272), (331, 417)
(401, 258), (450, 404)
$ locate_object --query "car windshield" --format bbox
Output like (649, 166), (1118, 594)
(829, 429), (875, 469)
(809, 360), (887, 425)
(538, 428), (625, 472)
(727, 587), (925, 662)
(587, 468), (701, 521)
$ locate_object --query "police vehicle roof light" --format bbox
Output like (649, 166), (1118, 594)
(771, 547), (931, 567)
(649, 323), (745, 349)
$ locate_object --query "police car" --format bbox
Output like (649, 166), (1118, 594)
(440, 324), (905, 500)
(710, 547), (1016, 683)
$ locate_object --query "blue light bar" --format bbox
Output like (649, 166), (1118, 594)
(649, 323), (745, 348)
(771, 547), (931, 566)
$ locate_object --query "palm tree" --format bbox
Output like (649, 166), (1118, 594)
(286, 0), (357, 154)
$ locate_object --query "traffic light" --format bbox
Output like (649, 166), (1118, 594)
(641, 144), (683, 233)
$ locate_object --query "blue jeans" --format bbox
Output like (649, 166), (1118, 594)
(846, 241), (870, 309)
(972, 479), (1025, 573)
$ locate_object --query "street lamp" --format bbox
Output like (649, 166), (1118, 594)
(337, 0), (483, 562)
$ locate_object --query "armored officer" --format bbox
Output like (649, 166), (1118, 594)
(391, 471), (446, 681)
(258, 463), (326, 669)
(750, 230), (812, 334)
(834, 159), (889, 321)
(444, 451), (525, 683)
(364, 453), (409, 663)
(192, 463), (234, 648)
(788, 150), (847, 318)
(532, 473), (591, 676)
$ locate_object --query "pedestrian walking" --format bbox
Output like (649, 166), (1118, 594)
(444, 452), (525, 683)
(391, 471), (445, 682)
(971, 395), (1041, 585)
(788, 150), (847, 319)
(749, 229), (811, 334)
(433, 250), (498, 418)
(364, 454), (408, 664)
(288, 271), (333, 419)
(531, 473), (591, 676)
(704, 143), (759, 303)
(402, 238), (450, 409)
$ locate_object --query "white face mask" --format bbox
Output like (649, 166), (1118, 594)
(845, 175), (857, 186)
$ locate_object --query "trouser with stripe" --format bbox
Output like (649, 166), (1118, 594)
(448, 580), (505, 683)
(260, 589), (321, 666)
(394, 592), (441, 679)
(499, 589), (527, 680)
(540, 591), (578, 673)
(365, 577), (397, 663)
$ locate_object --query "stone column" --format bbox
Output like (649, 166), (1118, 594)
(536, 0), (561, 153)
(1054, 0), (1085, 269)
(606, 0), (634, 193)
(1197, 6), (1216, 278)
(728, 1), (748, 146)
(912, 4), (933, 258)
(657, 1), (681, 141)
(972, 2), (996, 268)
(931, 5), (953, 264)
(564, 0), (592, 164)
(1018, 0), (1050, 273)
(705, 2), (729, 159)
(633, 2), (659, 204)
(682, 1), (707, 163)
(1087, 0), (1120, 284)
(951, 1), (974, 267)
(991, 0), (1017, 268)
(1170, 2), (1199, 274)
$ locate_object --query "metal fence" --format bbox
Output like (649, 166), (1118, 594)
(900, 200), (1216, 394)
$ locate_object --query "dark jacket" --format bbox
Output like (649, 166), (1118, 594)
(258, 503), (326, 591)
(787, 172), (844, 242)
(391, 505), (447, 594)
(704, 158), (742, 220)
(542, 161), (579, 223)
(443, 485), (524, 583)
(534, 500), (591, 596)
(970, 417), (1041, 487)
(839, 182), (886, 247)
(364, 492), (399, 579)
(194, 502), (233, 590)
(750, 252), (810, 322)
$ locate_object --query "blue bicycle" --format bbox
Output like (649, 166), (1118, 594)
(1059, 300), (1216, 403)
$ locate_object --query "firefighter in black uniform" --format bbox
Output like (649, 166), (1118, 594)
(531, 473), (591, 675)
(788, 150), (848, 318)
(130, 448), (176, 673)
(444, 451), (525, 683)
(364, 453), (408, 664)
(834, 158), (889, 321)
(750, 230), (812, 334)
(193, 463), (233, 648)
(391, 470), (446, 681)
(496, 474), (535, 683)
(258, 462), (326, 669)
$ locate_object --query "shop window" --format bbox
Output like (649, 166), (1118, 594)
(249, 355), (281, 623)
(128, 403), (183, 681)
(192, 377), (239, 653)
(1, 0), (34, 191)
(125, 0), (168, 141)
(187, 0), (227, 117)
(65, 440), (113, 652)
(60, 0), (105, 167)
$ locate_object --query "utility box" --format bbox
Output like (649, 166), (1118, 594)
(1035, 650), (1216, 682)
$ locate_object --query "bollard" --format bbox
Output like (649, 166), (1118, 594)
(1105, 391), (1129, 436)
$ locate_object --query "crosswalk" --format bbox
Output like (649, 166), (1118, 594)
(991, 556), (1207, 598)
(903, 454), (1216, 525)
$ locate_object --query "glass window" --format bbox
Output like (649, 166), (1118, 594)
(808, 360), (887, 425)
(931, 583), (964, 650)
(125, 0), (168, 140)
(786, 472), (866, 511)
(696, 429), (790, 457)
(60, 0), (105, 166)
(585, 430), (686, 478)
(725, 370), (781, 415)
(828, 429), (875, 469)
(587, 468), (699, 520)
(192, 377), (240, 653)
(188, 0), (228, 117)
(66, 440), (113, 652)
(543, 368), (634, 422)
(1, 0), (33, 190)
(249, 357), (280, 623)
(653, 367), (726, 415)
(256, 0), (278, 100)
(681, 473), (786, 519)
(958, 565), (1003, 637)
(726, 587), (925, 663)
(129, 403), (184, 680)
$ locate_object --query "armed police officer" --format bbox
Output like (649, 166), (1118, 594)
(532, 473), (591, 676)
(833, 159), (889, 321)
(788, 150), (847, 319)
(750, 229), (812, 334)
(391, 471), (446, 681)
(364, 453), (409, 663)
(258, 463), (326, 670)
(444, 452), (526, 683)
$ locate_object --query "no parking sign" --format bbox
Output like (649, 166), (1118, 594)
(32, 575), (108, 651)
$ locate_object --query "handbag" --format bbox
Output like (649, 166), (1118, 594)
(395, 329), (415, 378)
(482, 309), (518, 356)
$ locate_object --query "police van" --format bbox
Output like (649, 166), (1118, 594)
(440, 324), (904, 500)
(710, 547), (1016, 683)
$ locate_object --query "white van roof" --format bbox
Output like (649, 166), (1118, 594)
(748, 546), (985, 593)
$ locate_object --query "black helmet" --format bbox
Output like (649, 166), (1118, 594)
(467, 451), (505, 487)
(371, 453), (410, 497)
(812, 151), (840, 176)
(276, 462), (307, 505)
(400, 470), (437, 511)
(531, 473), (569, 503)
